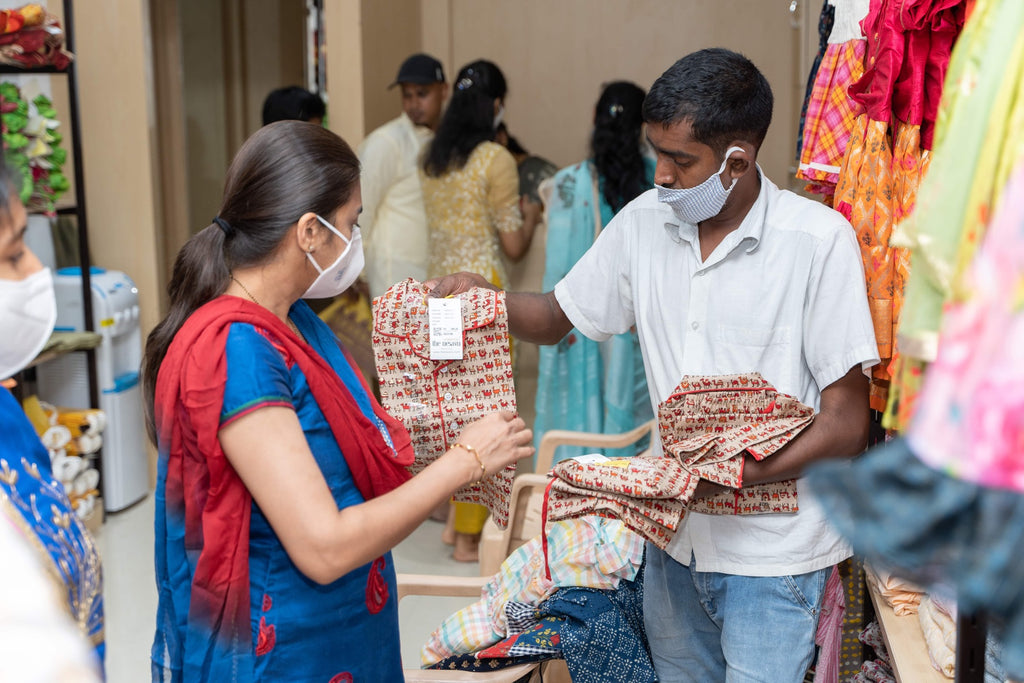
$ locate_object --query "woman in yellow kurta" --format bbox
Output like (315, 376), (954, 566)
(421, 59), (533, 288)
(421, 60), (533, 561)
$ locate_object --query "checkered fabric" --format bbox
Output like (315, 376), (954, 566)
(798, 39), (868, 191)
(420, 517), (644, 666)
(504, 602), (540, 636)
(540, 572), (656, 683)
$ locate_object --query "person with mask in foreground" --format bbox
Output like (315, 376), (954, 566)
(427, 49), (878, 682)
(0, 157), (104, 681)
(142, 121), (533, 682)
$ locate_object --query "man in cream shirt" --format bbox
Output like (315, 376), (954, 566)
(359, 53), (449, 297)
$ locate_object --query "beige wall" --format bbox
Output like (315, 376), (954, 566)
(324, 0), (422, 147)
(73, 0), (163, 346)
(335, 0), (812, 175)
(361, 0), (422, 134)
(69, 0), (817, 341)
(243, 0), (308, 135)
(180, 0), (231, 238)
(423, 0), (807, 183)
(179, 0), (306, 239)
(323, 0), (364, 144)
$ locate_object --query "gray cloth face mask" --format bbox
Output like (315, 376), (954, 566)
(656, 146), (744, 224)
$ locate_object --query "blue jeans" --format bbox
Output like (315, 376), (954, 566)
(643, 544), (829, 683)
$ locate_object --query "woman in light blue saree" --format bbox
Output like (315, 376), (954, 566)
(535, 82), (655, 464)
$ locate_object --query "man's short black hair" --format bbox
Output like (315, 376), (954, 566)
(261, 86), (326, 126)
(642, 48), (773, 155)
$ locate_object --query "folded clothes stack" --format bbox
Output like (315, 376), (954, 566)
(545, 372), (815, 548)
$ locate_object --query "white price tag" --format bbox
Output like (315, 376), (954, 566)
(571, 453), (610, 464)
(428, 297), (464, 360)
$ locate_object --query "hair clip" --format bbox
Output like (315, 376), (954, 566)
(456, 77), (474, 91)
(609, 104), (625, 118)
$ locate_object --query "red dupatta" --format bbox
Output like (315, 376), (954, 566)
(154, 295), (413, 647)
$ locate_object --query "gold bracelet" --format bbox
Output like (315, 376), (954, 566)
(454, 442), (486, 482)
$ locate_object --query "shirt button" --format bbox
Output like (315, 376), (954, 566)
(691, 321), (699, 330)
(443, 392), (453, 401)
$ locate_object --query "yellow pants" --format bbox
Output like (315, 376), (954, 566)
(452, 501), (488, 535)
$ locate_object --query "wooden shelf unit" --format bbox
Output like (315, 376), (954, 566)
(866, 578), (950, 683)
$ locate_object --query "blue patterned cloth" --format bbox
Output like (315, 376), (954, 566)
(538, 562), (657, 682)
(427, 554), (654, 679)
(427, 652), (552, 676)
(0, 388), (104, 668)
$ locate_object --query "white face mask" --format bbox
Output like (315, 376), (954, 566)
(0, 267), (57, 379)
(493, 103), (505, 130)
(302, 215), (364, 299)
(656, 145), (745, 224)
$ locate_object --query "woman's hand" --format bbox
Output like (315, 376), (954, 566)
(500, 196), (542, 262)
(423, 271), (499, 298)
(221, 406), (532, 584)
(449, 411), (534, 484)
(521, 195), (543, 225)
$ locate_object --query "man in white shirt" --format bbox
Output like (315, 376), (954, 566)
(359, 53), (448, 297)
(429, 48), (878, 682)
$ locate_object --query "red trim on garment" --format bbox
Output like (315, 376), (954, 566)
(431, 361), (454, 452)
(662, 386), (769, 403)
(541, 478), (556, 582)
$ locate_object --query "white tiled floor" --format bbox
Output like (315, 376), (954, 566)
(93, 495), (482, 682)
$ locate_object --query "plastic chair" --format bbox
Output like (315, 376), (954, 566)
(478, 420), (655, 576)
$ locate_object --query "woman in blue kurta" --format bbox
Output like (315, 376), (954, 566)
(0, 160), (103, 679)
(534, 82), (656, 464)
(144, 121), (533, 682)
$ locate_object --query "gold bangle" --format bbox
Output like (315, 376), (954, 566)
(454, 442), (486, 482)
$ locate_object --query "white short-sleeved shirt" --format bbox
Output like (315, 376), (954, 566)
(554, 173), (879, 576)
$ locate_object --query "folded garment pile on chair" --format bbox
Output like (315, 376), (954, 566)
(373, 278), (517, 527)
(423, 521), (655, 682)
(421, 517), (645, 666)
(545, 373), (815, 549)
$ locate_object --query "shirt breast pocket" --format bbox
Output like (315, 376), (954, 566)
(709, 324), (794, 389)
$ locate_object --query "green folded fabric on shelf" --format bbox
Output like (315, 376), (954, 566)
(37, 330), (102, 354)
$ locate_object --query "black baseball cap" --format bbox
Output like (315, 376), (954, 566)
(388, 53), (446, 89)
